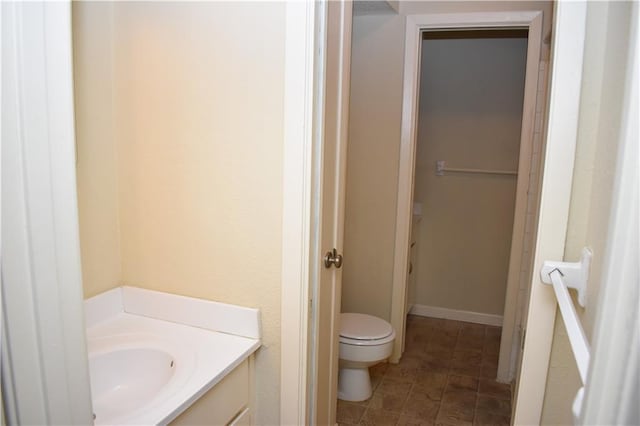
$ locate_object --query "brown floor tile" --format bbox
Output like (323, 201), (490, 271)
(476, 395), (511, 416)
(481, 351), (498, 366)
(414, 371), (448, 399)
(368, 390), (409, 413)
(406, 335), (430, 348)
(371, 362), (389, 377)
(406, 327), (431, 341)
(485, 326), (501, 338)
(473, 410), (510, 426)
(478, 379), (511, 400)
(432, 326), (461, 338)
(403, 395), (440, 420)
(371, 374), (384, 394)
(386, 356), (422, 382)
(402, 352), (423, 367)
(452, 351), (482, 366)
(455, 336), (484, 352)
(479, 363), (498, 380)
(420, 355), (451, 374)
(440, 319), (464, 332)
(435, 419), (472, 426)
(449, 362), (480, 378)
(446, 375), (479, 393)
(428, 337), (458, 352)
(416, 371), (448, 385)
(422, 317), (453, 329)
(404, 343), (429, 358)
(450, 352), (482, 377)
(355, 316), (512, 426)
(377, 377), (413, 398)
(337, 400), (367, 424)
(409, 384), (444, 404)
(422, 348), (453, 359)
(441, 389), (476, 416)
(397, 414), (436, 426)
(436, 404), (474, 426)
(460, 322), (486, 337)
(359, 408), (401, 426)
(483, 338), (500, 355)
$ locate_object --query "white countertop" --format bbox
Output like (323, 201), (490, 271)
(85, 287), (261, 425)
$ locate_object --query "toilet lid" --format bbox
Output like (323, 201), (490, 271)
(340, 313), (393, 340)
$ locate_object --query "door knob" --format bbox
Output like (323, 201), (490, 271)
(324, 248), (343, 269)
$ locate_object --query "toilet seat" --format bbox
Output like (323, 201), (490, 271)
(339, 313), (395, 346)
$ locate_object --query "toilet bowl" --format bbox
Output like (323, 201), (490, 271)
(338, 313), (396, 402)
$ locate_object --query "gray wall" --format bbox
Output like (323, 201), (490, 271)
(413, 36), (527, 316)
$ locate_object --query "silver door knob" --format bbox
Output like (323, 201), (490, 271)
(324, 248), (343, 269)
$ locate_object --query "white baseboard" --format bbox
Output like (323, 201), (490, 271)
(410, 304), (503, 327)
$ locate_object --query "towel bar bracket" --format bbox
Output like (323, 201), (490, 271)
(540, 247), (592, 307)
(540, 247), (593, 421)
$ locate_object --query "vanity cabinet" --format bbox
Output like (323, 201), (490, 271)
(171, 357), (255, 426)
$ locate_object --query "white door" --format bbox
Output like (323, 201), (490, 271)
(512, 2), (587, 423)
(514, 1), (639, 423)
(311, 1), (352, 425)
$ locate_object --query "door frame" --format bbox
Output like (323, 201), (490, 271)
(513, 2), (587, 423)
(390, 11), (543, 371)
(1, 1), (93, 423)
(307, 0), (353, 424)
(280, 1), (352, 423)
(279, 1), (319, 424)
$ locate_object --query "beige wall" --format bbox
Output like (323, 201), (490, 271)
(74, 2), (122, 298)
(342, 12), (406, 320)
(73, 3), (285, 424)
(342, 1), (553, 321)
(412, 37), (527, 316)
(541, 2), (633, 423)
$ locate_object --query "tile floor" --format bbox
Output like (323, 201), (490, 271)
(337, 315), (512, 426)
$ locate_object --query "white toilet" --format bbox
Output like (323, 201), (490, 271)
(338, 313), (396, 402)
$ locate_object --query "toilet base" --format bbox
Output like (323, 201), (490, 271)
(337, 367), (372, 402)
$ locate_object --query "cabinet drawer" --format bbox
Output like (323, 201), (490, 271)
(229, 407), (251, 426)
(171, 360), (249, 425)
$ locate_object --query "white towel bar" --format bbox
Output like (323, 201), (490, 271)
(546, 268), (591, 382)
(540, 247), (593, 420)
(435, 160), (517, 176)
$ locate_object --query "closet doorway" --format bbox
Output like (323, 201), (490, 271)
(390, 12), (545, 385)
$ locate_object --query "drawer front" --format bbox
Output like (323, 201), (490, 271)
(229, 407), (251, 426)
(171, 360), (249, 426)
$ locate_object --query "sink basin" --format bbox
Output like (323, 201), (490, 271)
(90, 347), (176, 422)
(87, 333), (196, 425)
(84, 287), (261, 425)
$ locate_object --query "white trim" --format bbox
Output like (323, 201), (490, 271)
(496, 12), (543, 383)
(280, 2), (317, 424)
(116, 286), (261, 339)
(306, 0), (328, 422)
(513, 3), (587, 424)
(307, 1), (352, 424)
(581, 4), (639, 423)
(1, 1), (93, 423)
(391, 11), (544, 367)
(0, 3), (5, 424)
(410, 305), (503, 327)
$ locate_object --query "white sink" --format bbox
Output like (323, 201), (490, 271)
(85, 287), (261, 425)
(90, 346), (177, 422)
(87, 333), (195, 425)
